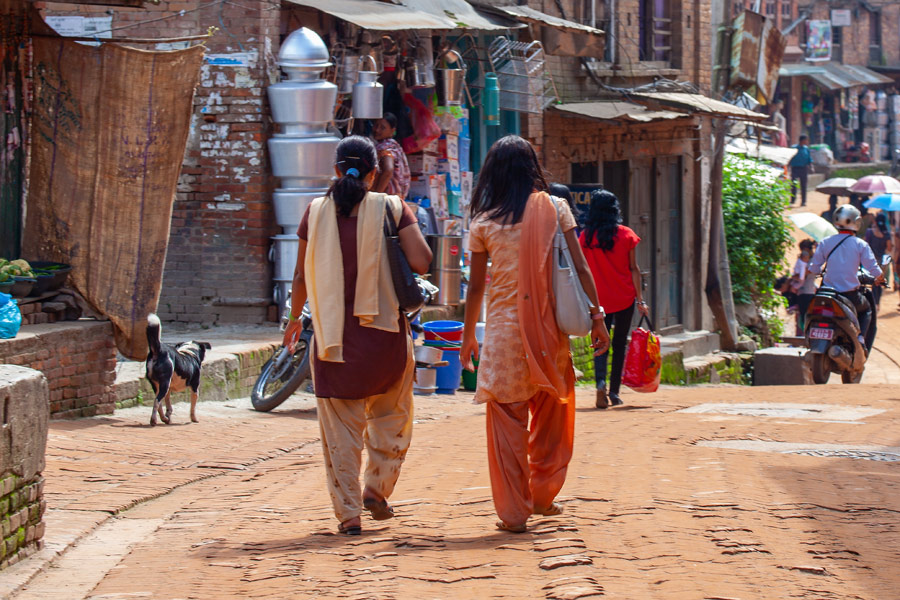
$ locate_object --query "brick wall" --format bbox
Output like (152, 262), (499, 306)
(0, 321), (116, 418)
(0, 365), (49, 571)
(791, 0), (900, 67)
(37, 1), (283, 326)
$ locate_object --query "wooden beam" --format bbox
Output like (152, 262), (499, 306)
(27, 0), (150, 7)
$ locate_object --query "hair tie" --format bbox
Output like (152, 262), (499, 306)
(345, 167), (360, 178)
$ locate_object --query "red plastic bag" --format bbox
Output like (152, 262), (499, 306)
(400, 92), (441, 154)
(622, 315), (661, 393)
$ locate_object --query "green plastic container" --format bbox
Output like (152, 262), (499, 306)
(461, 359), (479, 391)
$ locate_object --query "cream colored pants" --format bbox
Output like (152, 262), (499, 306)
(316, 352), (415, 523)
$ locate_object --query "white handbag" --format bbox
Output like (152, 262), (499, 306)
(550, 196), (593, 337)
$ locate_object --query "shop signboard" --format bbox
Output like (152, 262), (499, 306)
(805, 20), (832, 62)
(831, 9), (851, 28)
(567, 184), (597, 226)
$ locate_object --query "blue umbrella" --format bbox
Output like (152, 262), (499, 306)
(863, 194), (900, 211)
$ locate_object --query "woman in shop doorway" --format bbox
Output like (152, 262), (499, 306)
(283, 135), (432, 536)
(580, 189), (650, 409)
(372, 112), (411, 200)
(459, 135), (610, 534)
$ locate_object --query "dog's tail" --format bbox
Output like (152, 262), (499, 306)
(147, 313), (162, 358)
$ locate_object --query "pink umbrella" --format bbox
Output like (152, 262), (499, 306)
(848, 174), (900, 195)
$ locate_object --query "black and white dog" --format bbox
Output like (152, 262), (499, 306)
(145, 314), (211, 426)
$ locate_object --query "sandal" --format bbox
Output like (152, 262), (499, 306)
(338, 521), (361, 536)
(363, 495), (395, 521)
(496, 520), (527, 533)
(534, 502), (564, 516)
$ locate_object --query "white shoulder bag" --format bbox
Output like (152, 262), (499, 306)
(550, 196), (593, 337)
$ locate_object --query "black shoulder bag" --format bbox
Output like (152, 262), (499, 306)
(384, 203), (425, 313)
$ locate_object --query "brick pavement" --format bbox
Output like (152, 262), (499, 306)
(5, 384), (900, 599)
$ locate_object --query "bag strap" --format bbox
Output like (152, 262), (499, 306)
(638, 314), (655, 331)
(382, 194), (400, 237)
(822, 233), (852, 277)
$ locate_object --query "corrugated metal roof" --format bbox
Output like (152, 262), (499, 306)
(403, 0), (520, 30)
(630, 92), (769, 121)
(779, 63), (827, 77)
(486, 5), (604, 35)
(812, 63), (892, 90)
(284, 0), (448, 30)
(554, 101), (688, 123)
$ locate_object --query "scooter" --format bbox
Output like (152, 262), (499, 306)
(251, 277), (439, 412)
(804, 259), (889, 384)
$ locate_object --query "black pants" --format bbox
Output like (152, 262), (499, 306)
(594, 302), (636, 395)
(796, 293), (815, 335)
(791, 165), (808, 205)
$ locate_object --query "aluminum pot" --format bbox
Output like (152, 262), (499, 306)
(352, 55), (383, 119)
(268, 80), (337, 135)
(268, 134), (340, 189)
(414, 366), (437, 392)
(272, 189), (320, 233)
(435, 49), (466, 106)
(269, 234), (300, 281)
(414, 344), (444, 365)
(278, 27), (332, 81)
(338, 53), (359, 94)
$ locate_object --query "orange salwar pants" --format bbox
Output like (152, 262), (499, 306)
(485, 391), (576, 526)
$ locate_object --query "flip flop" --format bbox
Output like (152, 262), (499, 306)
(496, 520), (527, 533)
(338, 522), (361, 536)
(363, 496), (395, 521)
(534, 502), (564, 516)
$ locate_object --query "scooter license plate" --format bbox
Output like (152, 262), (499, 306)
(809, 327), (834, 340)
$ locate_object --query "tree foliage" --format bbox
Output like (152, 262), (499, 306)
(722, 155), (794, 312)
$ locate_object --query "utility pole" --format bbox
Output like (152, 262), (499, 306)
(705, 0), (739, 350)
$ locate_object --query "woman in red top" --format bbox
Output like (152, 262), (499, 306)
(580, 189), (650, 409)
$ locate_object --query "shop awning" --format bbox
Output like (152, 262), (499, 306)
(726, 137), (797, 166)
(554, 101), (688, 123)
(629, 92), (769, 121)
(284, 0), (520, 31)
(480, 4), (603, 35)
(780, 62), (892, 90)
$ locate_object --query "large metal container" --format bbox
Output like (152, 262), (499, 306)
(273, 189), (319, 233)
(352, 56), (383, 119)
(427, 235), (462, 305)
(268, 134), (340, 189)
(278, 27), (332, 81)
(270, 234), (299, 281)
(268, 80), (337, 135)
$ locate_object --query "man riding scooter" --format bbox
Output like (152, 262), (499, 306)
(808, 204), (885, 351)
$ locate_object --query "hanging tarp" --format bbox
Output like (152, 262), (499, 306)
(24, 17), (204, 359)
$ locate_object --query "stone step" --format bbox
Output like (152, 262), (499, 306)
(660, 330), (721, 359)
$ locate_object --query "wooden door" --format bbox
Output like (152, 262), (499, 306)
(653, 156), (683, 330)
(628, 159), (653, 306)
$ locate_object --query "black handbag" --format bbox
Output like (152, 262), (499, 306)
(384, 205), (425, 313)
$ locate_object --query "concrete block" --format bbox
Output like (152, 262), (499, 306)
(752, 347), (814, 386)
(0, 366), (49, 481)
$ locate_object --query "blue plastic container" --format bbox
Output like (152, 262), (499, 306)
(435, 349), (463, 394)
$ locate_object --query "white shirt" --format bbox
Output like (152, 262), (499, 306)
(808, 233), (882, 292)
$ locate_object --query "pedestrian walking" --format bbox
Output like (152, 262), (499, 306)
(789, 135), (812, 206)
(791, 239), (818, 334)
(865, 212), (892, 310)
(771, 99), (788, 147)
(579, 190), (650, 409)
(283, 135), (432, 536)
(459, 135), (610, 534)
(372, 112), (412, 200)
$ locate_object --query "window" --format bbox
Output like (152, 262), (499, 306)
(781, 1), (792, 17)
(733, 1), (745, 17)
(639, 0), (672, 63)
(571, 162), (599, 184)
(869, 10), (881, 64)
(766, 1), (775, 16)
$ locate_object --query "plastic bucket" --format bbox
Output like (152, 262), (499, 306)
(461, 358), (479, 391)
(423, 320), (463, 349)
(435, 349), (463, 394)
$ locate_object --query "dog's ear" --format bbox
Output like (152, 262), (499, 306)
(199, 342), (212, 350)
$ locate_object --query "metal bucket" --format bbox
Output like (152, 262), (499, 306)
(352, 55), (383, 119)
(427, 234), (462, 305)
(435, 50), (466, 106)
(272, 189), (319, 233)
(270, 234), (299, 281)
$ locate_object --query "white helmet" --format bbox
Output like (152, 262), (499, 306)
(833, 204), (861, 232)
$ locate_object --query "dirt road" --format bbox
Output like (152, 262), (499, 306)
(7, 382), (900, 599)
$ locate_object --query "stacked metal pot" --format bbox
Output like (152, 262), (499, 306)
(268, 28), (340, 310)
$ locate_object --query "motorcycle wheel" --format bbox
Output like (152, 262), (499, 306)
(251, 334), (312, 412)
(810, 353), (831, 384)
(841, 370), (863, 384)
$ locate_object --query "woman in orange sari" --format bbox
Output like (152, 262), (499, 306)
(460, 136), (610, 533)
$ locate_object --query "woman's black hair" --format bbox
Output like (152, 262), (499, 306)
(549, 182), (577, 215)
(582, 189), (622, 251)
(327, 135), (378, 217)
(381, 112), (398, 130)
(876, 212), (889, 234)
(470, 135), (549, 225)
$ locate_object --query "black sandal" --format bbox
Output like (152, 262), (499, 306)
(363, 496), (395, 521)
(338, 522), (362, 536)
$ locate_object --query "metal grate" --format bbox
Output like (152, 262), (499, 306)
(785, 449), (900, 462)
(487, 37), (559, 114)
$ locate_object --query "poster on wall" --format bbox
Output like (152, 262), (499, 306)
(805, 20), (832, 62)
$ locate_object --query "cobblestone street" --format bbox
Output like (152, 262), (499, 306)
(4, 383), (900, 599)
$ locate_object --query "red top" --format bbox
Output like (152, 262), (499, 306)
(579, 225), (641, 313)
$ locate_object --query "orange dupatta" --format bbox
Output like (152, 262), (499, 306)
(517, 192), (575, 403)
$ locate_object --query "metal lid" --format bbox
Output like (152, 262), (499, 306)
(278, 27), (332, 69)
